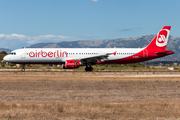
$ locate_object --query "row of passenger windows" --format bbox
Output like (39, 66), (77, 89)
(116, 53), (135, 55)
(67, 53), (135, 55)
(27, 53), (135, 55)
(27, 53), (99, 55)
(8, 52), (136, 56)
(71, 53), (98, 55)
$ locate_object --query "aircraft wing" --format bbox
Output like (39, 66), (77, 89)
(62, 51), (117, 64)
(80, 51), (117, 64)
(81, 54), (109, 60)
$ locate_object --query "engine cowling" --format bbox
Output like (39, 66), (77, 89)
(62, 60), (80, 69)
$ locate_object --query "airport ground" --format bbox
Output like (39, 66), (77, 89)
(0, 72), (180, 120)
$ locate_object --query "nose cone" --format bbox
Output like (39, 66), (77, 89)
(3, 55), (8, 62)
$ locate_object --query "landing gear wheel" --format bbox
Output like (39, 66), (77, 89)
(85, 67), (93, 72)
(21, 68), (25, 72)
(90, 67), (93, 72)
(21, 65), (25, 72)
(85, 67), (88, 72)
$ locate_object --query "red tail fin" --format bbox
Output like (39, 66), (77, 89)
(146, 26), (171, 50)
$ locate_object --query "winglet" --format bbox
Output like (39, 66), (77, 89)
(113, 51), (117, 56)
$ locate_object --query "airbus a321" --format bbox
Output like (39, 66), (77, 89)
(3, 26), (174, 72)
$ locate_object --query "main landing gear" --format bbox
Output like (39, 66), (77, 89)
(21, 64), (25, 72)
(85, 66), (93, 72)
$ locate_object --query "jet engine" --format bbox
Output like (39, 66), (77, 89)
(62, 60), (81, 69)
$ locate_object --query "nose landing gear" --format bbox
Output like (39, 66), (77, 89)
(21, 64), (25, 72)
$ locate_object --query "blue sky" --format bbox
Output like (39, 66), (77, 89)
(0, 0), (179, 49)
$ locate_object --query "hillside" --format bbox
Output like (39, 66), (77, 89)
(0, 48), (11, 54)
(27, 35), (156, 48)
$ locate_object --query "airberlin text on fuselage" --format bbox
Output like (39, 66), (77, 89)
(29, 50), (68, 58)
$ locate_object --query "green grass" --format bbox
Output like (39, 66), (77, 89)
(75, 63), (171, 71)
(0, 62), (178, 72)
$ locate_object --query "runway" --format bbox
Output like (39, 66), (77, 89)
(0, 69), (180, 74)
(0, 72), (180, 119)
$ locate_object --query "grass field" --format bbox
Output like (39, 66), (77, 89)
(0, 72), (180, 120)
(0, 62), (179, 72)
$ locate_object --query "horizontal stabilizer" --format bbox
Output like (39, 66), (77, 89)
(156, 50), (174, 55)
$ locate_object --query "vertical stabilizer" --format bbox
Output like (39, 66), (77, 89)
(146, 26), (171, 50)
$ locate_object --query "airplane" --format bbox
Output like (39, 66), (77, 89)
(3, 26), (174, 72)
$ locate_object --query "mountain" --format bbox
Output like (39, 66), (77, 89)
(27, 35), (156, 48)
(0, 48), (11, 53)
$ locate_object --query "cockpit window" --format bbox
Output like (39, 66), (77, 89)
(9, 52), (16, 55)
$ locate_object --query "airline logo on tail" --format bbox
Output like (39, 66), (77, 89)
(158, 35), (165, 43)
(156, 29), (170, 47)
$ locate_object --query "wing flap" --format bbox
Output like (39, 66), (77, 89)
(80, 51), (117, 64)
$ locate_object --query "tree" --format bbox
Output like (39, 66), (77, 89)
(0, 51), (7, 55)
(0, 51), (8, 60)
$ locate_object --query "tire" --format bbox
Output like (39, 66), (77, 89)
(90, 67), (93, 72)
(85, 67), (93, 72)
(85, 67), (88, 72)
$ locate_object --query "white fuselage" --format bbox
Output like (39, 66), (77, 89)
(4, 48), (143, 64)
